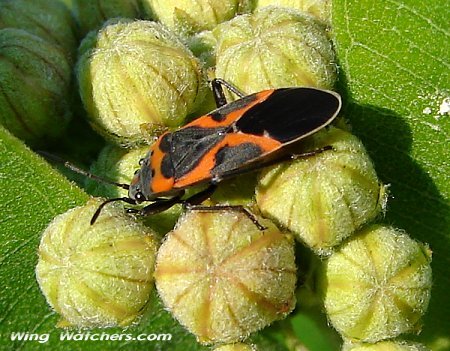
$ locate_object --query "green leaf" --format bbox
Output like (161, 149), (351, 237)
(332, 0), (449, 348)
(0, 125), (84, 348)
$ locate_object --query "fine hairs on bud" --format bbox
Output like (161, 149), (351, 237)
(213, 6), (337, 97)
(77, 19), (207, 146)
(254, 1), (332, 26)
(342, 339), (430, 351)
(155, 211), (297, 344)
(319, 225), (432, 343)
(141, 0), (253, 34)
(256, 127), (385, 255)
(36, 199), (158, 328)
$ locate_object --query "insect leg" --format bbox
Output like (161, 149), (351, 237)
(182, 184), (218, 206)
(187, 204), (267, 231)
(129, 195), (185, 216)
(211, 78), (246, 107)
(181, 184), (266, 230)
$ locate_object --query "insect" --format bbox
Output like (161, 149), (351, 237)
(88, 78), (342, 227)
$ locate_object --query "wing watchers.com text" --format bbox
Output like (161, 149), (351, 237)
(10, 331), (172, 344)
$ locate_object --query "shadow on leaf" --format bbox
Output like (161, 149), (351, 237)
(338, 91), (450, 344)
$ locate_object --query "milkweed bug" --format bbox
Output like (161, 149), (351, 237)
(88, 78), (342, 227)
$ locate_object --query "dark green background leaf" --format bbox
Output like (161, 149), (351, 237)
(332, 1), (449, 349)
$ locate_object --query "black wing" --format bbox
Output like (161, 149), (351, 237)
(235, 87), (341, 143)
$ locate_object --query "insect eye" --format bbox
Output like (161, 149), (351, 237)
(139, 158), (145, 166)
(135, 191), (145, 202)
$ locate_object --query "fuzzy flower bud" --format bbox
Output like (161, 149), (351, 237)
(77, 19), (207, 146)
(319, 225), (432, 343)
(342, 340), (430, 351)
(73, 0), (142, 36)
(214, 343), (257, 351)
(209, 174), (258, 207)
(187, 30), (218, 68)
(155, 211), (297, 344)
(0, 0), (78, 61)
(254, 0), (331, 25)
(0, 28), (72, 145)
(36, 199), (158, 328)
(256, 127), (385, 255)
(213, 6), (336, 96)
(141, 0), (252, 34)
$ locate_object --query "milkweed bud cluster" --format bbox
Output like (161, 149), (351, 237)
(253, 125), (431, 347)
(15, 1), (433, 350)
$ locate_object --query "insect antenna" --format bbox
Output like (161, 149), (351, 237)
(38, 151), (130, 190)
(38, 151), (137, 224)
(91, 197), (137, 225)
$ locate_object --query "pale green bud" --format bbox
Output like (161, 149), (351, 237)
(77, 19), (207, 146)
(141, 0), (252, 34)
(254, 0), (331, 25)
(319, 225), (432, 342)
(36, 199), (158, 327)
(256, 127), (385, 255)
(187, 30), (218, 68)
(155, 211), (296, 344)
(214, 6), (336, 97)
